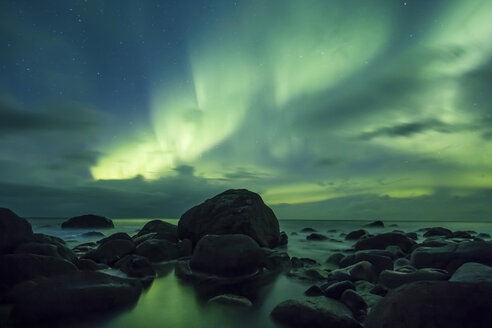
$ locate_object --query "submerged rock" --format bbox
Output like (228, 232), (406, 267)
(341, 289), (367, 322)
(61, 214), (114, 229)
(322, 280), (355, 299)
(363, 220), (384, 228)
(190, 234), (262, 277)
(423, 227), (452, 238)
(339, 251), (393, 275)
(178, 189), (280, 248)
(306, 233), (329, 241)
(345, 229), (368, 241)
(271, 296), (363, 328)
(114, 254), (156, 279)
(208, 294), (252, 307)
(0, 208), (33, 254)
(355, 232), (415, 253)
(135, 239), (180, 262)
(135, 220), (178, 243)
(84, 239), (135, 265)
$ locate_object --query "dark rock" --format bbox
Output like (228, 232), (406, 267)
(76, 258), (108, 271)
(406, 232), (418, 240)
(364, 220), (384, 228)
(451, 231), (473, 239)
(326, 253), (345, 266)
(379, 268), (450, 289)
(305, 285), (325, 296)
(0, 254), (77, 288)
(369, 284), (388, 296)
(135, 220), (178, 243)
(339, 251), (392, 274)
(288, 268), (329, 281)
(10, 271), (142, 326)
(345, 229), (368, 241)
(114, 254), (156, 279)
(306, 233), (328, 241)
(178, 238), (193, 257)
(450, 262), (492, 283)
(365, 281), (492, 328)
(135, 239), (180, 262)
(478, 233), (490, 239)
(97, 232), (132, 244)
(301, 227), (317, 232)
(341, 289), (367, 321)
(385, 245), (406, 258)
(410, 241), (492, 273)
(133, 231), (177, 245)
(279, 231), (288, 246)
(423, 227), (452, 238)
(393, 258), (411, 270)
(260, 248), (291, 271)
(84, 239), (135, 265)
(322, 280), (355, 299)
(329, 261), (376, 282)
(32, 233), (65, 245)
(290, 232), (298, 236)
(271, 296), (363, 328)
(61, 214), (113, 229)
(190, 234), (261, 277)
(178, 189), (280, 248)
(354, 281), (382, 310)
(291, 257), (318, 268)
(0, 208), (33, 254)
(208, 294), (252, 307)
(355, 232), (415, 252)
(81, 231), (105, 238)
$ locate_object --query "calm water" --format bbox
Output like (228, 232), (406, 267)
(25, 218), (492, 328)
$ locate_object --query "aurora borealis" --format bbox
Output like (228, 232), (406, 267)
(1, 0), (491, 220)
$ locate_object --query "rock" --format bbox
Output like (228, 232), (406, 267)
(450, 262), (492, 283)
(133, 231), (177, 245)
(178, 189), (280, 248)
(271, 296), (362, 328)
(291, 257), (318, 268)
(345, 229), (368, 241)
(330, 261), (376, 282)
(341, 289), (367, 321)
(0, 208), (33, 254)
(365, 281), (492, 328)
(355, 233), (415, 253)
(84, 239), (135, 265)
(451, 231), (473, 239)
(97, 232), (132, 244)
(410, 241), (492, 273)
(326, 253), (345, 266)
(135, 220), (178, 243)
(393, 257), (411, 270)
(339, 251), (392, 274)
(279, 231), (288, 246)
(306, 233), (328, 241)
(15, 242), (62, 258)
(406, 232), (418, 240)
(301, 227), (317, 232)
(354, 281), (382, 310)
(208, 294), (252, 307)
(478, 233), (490, 239)
(10, 271), (142, 326)
(364, 220), (384, 228)
(0, 254), (78, 288)
(114, 254), (156, 279)
(288, 268), (329, 281)
(423, 227), (452, 238)
(178, 238), (193, 257)
(61, 214), (114, 229)
(260, 248), (291, 271)
(385, 245), (406, 258)
(81, 231), (105, 238)
(379, 268), (450, 289)
(369, 284), (388, 296)
(190, 234), (261, 277)
(322, 280), (355, 299)
(305, 285), (325, 296)
(135, 239), (180, 262)
(76, 258), (108, 271)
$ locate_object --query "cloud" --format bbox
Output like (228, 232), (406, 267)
(358, 119), (453, 140)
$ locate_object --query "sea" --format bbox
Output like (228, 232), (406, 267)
(23, 218), (492, 328)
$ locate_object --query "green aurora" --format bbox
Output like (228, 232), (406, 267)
(0, 0), (491, 220)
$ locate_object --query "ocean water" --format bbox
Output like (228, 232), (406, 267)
(24, 218), (492, 328)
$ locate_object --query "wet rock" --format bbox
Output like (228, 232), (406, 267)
(329, 261), (376, 282)
(288, 267), (329, 281)
(451, 231), (473, 239)
(449, 262), (492, 283)
(178, 189), (280, 248)
(477, 233), (490, 239)
(15, 242), (63, 259)
(339, 251), (392, 274)
(369, 284), (388, 296)
(354, 281), (382, 309)
(326, 253), (345, 266)
(271, 296), (363, 328)
(76, 258), (108, 271)
(178, 238), (193, 257)
(61, 214), (114, 229)
(16, 234), (77, 264)
(306, 233), (328, 241)
(135, 220), (178, 243)
(345, 229), (368, 241)
(364, 220), (384, 228)
(190, 234), (262, 277)
(423, 227), (452, 238)
(365, 281), (492, 328)
(208, 294), (252, 307)
(322, 280), (355, 299)
(355, 232), (415, 253)
(0, 208), (33, 254)
(291, 257), (318, 268)
(84, 239), (135, 265)
(135, 239), (180, 262)
(114, 254), (156, 279)
(260, 248), (291, 271)
(406, 232), (418, 240)
(81, 231), (105, 238)
(279, 231), (288, 246)
(305, 285), (325, 296)
(385, 245), (406, 258)
(301, 227), (317, 232)
(97, 232), (132, 245)
(379, 268), (450, 289)
(393, 258), (411, 270)
(10, 271), (142, 326)
(341, 289), (367, 321)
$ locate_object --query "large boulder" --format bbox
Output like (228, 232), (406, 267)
(135, 239), (180, 262)
(135, 220), (178, 243)
(410, 241), (492, 273)
(114, 254), (156, 279)
(271, 296), (363, 328)
(355, 233), (415, 253)
(190, 234), (262, 277)
(83, 239), (135, 265)
(178, 189), (280, 248)
(9, 271), (142, 326)
(450, 262), (492, 283)
(339, 251), (393, 274)
(365, 281), (492, 328)
(61, 214), (114, 229)
(0, 208), (33, 254)
(378, 268), (450, 289)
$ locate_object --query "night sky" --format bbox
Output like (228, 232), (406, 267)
(1, 0), (492, 220)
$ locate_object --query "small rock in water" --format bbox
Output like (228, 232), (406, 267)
(345, 229), (368, 241)
(301, 227), (317, 232)
(61, 214), (114, 229)
(423, 227), (452, 238)
(306, 233), (329, 241)
(322, 280), (355, 299)
(81, 231), (105, 238)
(340, 289), (367, 322)
(208, 294), (253, 307)
(364, 220), (384, 228)
(449, 262), (492, 283)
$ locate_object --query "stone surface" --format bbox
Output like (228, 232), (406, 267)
(178, 189), (280, 248)
(355, 233), (415, 253)
(306, 233), (328, 241)
(322, 280), (355, 299)
(379, 268), (450, 289)
(84, 239), (135, 265)
(450, 262), (492, 283)
(190, 234), (262, 277)
(271, 296), (362, 328)
(363, 220), (384, 228)
(0, 208), (33, 254)
(345, 229), (368, 241)
(339, 251), (393, 274)
(208, 294), (252, 307)
(135, 239), (180, 262)
(341, 289), (367, 322)
(61, 214), (114, 229)
(330, 261), (376, 282)
(114, 254), (156, 279)
(423, 227), (453, 238)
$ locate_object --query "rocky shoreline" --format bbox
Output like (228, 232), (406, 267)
(1, 189), (492, 327)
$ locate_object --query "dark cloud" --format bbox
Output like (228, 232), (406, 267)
(358, 119), (452, 140)
(173, 165), (195, 176)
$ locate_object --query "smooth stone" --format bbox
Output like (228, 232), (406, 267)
(76, 258), (108, 271)
(97, 232), (132, 244)
(306, 233), (329, 241)
(271, 296), (362, 328)
(291, 257), (318, 269)
(355, 233), (415, 253)
(135, 220), (178, 243)
(345, 229), (368, 241)
(449, 262), (492, 283)
(279, 231), (288, 246)
(477, 233), (490, 239)
(330, 261), (376, 282)
(61, 214), (113, 229)
(423, 227), (452, 238)
(322, 280), (355, 299)
(379, 268), (450, 289)
(451, 231), (473, 239)
(339, 252), (392, 274)
(326, 253), (345, 266)
(114, 254), (156, 279)
(178, 189), (280, 248)
(83, 239), (135, 265)
(363, 220), (384, 228)
(81, 231), (105, 238)
(260, 248), (291, 271)
(135, 239), (180, 262)
(208, 294), (252, 307)
(301, 227), (317, 232)
(305, 285), (325, 296)
(341, 289), (367, 321)
(0, 208), (33, 254)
